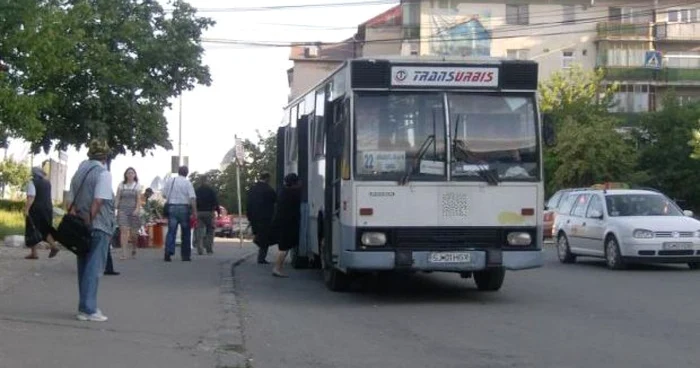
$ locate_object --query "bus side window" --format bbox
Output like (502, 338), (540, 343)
(342, 99), (351, 180)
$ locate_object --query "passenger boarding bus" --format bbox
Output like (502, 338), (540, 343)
(277, 57), (549, 292)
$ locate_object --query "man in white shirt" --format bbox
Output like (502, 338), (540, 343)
(163, 166), (197, 262)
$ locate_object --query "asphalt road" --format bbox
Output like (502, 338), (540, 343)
(236, 247), (700, 368)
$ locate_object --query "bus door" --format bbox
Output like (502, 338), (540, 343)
(324, 97), (349, 266)
(297, 114), (311, 260)
(275, 127), (286, 193)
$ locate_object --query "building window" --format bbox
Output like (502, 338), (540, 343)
(604, 43), (646, 67)
(611, 85), (650, 113)
(506, 4), (529, 25)
(562, 50), (575, 68)
(506, 49), (529, 60)
(563, 5), (576, 23)
(609, 7), (652, 23)
(665, 52), (700, 68)
(668, 9), (699, 23)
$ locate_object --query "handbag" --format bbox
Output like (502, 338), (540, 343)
(55, 166), (99, 256)
(25, 216), (43, 247)
(163, 178), (176, 218)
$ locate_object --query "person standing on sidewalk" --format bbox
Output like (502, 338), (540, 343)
(163, 166), (197, 262)
(115, 167), (143, 260)
(67, 139), (116, 322)
(24, 167), (60, 260)
(246, 172), (276, 264)
(194, 178), (220, 255)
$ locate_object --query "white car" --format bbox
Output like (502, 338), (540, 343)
(553, 189), (700, 270)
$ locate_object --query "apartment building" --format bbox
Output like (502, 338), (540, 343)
(287, 5), (403, 100)
(403, 0), (700, 112)
(287, 1), (700, 112)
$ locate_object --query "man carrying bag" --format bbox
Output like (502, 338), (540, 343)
(60, 139), (116, 322)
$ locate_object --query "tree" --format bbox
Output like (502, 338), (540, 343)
(0, 157), (30, 194)
(0, 0), (214, 156)
(189, 130), (277, 215)
(539, 65), (634, 194)
(638, 93), (700, 209)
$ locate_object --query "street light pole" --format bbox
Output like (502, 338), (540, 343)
(178, 95), (183, 166)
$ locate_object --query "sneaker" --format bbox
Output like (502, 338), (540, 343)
(76, 310), (108, 322)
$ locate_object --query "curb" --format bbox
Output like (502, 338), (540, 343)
(215, 251), (256, 368)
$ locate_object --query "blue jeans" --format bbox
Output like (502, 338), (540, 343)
(77, 230), (110, 315)
(165, 205), (191, 258)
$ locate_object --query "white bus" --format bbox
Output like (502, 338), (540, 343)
(277, 56), (550, 292)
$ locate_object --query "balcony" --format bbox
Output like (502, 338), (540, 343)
(601, 67), (700, 83)
(655, 22), (700, 42)
(596, 22), (651, 41)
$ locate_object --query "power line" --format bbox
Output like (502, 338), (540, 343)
(200, 3), (698, 49)
(165, 0), (398, 13)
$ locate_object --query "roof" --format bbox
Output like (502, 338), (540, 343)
(289, 39), (357, 61)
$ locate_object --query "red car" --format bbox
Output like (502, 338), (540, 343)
(214, 207), (234, 238)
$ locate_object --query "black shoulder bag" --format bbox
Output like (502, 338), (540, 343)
(55, 166), (99, 256)
(162, 178), (176, 218)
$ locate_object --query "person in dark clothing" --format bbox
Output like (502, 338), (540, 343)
(104, 250), (119, 276)
(271, 173), (302, 278)
(246, 172), (277, 264)
(24, 167), (60, 259)
(195, 179), (220, 255)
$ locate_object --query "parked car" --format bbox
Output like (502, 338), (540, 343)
(214, 206), (234, 238)
(553, 188), (700, 270)
(543, 188), (589, 239)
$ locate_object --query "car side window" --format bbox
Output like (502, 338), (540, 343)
(558, 193), (576, 214)
(586, 195), (603, 218)
(546, 192), (562, 209)
(570, 194), (590, 217)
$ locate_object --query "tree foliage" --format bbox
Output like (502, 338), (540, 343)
(0, 158), (30, 190)
(0, 0), (214, 156)
(539, 66), (635, 194)
(189, 130), (277, 215)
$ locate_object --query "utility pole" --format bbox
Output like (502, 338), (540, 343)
(178, 95), (183, 166)
(234, 135), (244, 247)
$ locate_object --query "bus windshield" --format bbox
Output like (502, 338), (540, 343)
(354, 92), (446, 180)
(449, 94), (539, 181)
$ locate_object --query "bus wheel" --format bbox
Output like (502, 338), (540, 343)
(473, 268), (505, 292)
(290, 245), (309, 269)
(321, 238), (350, 292)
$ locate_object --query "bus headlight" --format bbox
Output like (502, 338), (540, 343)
(361, 232), (387, 246)
(507, 232), (532, 246)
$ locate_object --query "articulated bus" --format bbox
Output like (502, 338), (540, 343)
(277, 56), (546, 292)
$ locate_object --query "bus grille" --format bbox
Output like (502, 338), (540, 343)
(395, 227), (501, 248)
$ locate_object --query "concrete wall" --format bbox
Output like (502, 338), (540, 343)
(288, 60), (342, 101)
(363, 26), (404, 57)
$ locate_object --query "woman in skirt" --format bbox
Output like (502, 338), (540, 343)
(115, 167), (143, 260)
(271, 173), (302, 278)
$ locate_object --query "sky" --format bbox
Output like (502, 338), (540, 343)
(4, 0), (397, 192)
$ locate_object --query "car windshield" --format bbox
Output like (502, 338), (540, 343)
(354, 92), (446, 180)
(447, 94), (539, 181)
(605, 194), (683, 217)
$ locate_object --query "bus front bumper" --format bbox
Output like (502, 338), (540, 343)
(340, 249), (543, 272)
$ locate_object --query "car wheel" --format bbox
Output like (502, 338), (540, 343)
(473, 268), (506, 292)
(605, 236), (626, 270)
(688, 262), (700, 270)
(556, 233), (576, 264)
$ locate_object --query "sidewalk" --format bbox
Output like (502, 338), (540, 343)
(0, 240), (257, 368)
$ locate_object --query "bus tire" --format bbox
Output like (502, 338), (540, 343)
(473, 268), (505, 292)
(290, 245), (309, 269)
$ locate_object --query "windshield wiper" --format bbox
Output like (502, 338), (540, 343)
(399, 134), (435, 186)
(452, 115), (499, 186)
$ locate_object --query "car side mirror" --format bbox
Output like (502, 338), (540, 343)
(684, 210), (694, 217)
(589, 209), (603, 219)
(542, 114), (556, 147)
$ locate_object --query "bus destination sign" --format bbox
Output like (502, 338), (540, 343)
(391, 66), (499, 88)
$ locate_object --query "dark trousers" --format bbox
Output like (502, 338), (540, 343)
(105, 251), (116, 273)
(253, 221), (273, 263)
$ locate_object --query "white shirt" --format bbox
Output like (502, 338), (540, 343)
(66, 162), (113, 202)
(26, 181), (36, 197)
(163, 176), (196, 205)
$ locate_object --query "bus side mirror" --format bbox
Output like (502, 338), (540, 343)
(542, 115), (556, 147)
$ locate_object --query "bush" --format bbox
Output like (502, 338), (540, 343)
(0, 199), (24, 212)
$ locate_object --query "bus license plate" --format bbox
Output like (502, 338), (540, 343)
(429, 252), (471, 264)
(662, 242), (693, 250)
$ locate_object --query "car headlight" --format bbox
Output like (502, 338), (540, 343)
(507, 232), (532, 246)
(361, 232), (387, 246)
(695, 230), (700, 238)
(633, 229), (654, 239)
